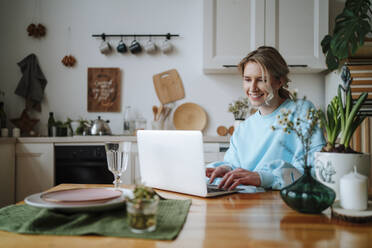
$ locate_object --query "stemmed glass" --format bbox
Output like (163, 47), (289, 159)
(105, 142), (132, 189)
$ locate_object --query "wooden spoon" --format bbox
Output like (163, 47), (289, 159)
(157, 105), (164, 121)
(162, 106), (171, 121)
(152, 106), (158, 121)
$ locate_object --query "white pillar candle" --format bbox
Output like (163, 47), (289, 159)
(340, 166), (368, 211)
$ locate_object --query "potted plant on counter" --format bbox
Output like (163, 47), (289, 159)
(126, 185), (159, 233)
(315, 65), (370, 199)
(228, 97), (250, 130)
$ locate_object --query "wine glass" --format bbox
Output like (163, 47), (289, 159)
(105, 142), (132, 188)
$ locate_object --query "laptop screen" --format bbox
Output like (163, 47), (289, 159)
(137, 130), (209, 196)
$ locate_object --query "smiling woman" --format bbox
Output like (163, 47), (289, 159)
(243, 62), (286, 115)
(206, 46), (326, 191)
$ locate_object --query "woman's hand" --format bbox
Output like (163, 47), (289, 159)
(218, 168), (261, 190)
(206, 166), (232, 184)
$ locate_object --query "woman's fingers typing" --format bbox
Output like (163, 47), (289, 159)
(218, 170), (261, 189)
(207, 166), (230, 184)
(205, 168), (214, 177)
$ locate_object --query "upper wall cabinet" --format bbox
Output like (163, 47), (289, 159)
(203, 0), (329, 74)
(203, 0), (265, 74)
(265, 0), (328, 72)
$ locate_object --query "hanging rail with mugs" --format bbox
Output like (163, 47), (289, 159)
(92, 33), (180, 40)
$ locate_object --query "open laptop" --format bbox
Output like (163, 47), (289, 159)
(136, 130), (239, 197)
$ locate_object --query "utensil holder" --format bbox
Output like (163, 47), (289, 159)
(151, 120), (164, 130)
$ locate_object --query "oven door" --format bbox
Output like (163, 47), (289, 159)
(55, 145), (113, 185)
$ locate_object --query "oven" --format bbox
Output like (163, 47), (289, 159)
(54, 145), (113, 185)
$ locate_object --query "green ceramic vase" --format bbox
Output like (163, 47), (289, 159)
(280, 166), (336, 214)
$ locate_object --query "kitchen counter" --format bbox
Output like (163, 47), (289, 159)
(0, 137), (16, 144)
(16, 135), (230, 144)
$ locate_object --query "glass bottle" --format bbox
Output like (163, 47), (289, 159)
(48, 112), (56, 137)
(123, 106), (135, 136)
(0, 102), (6, 129)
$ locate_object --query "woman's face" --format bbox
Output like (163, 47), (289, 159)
(243, 62), (283, 112)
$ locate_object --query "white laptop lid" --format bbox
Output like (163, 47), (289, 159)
(137, 130), (208, 197)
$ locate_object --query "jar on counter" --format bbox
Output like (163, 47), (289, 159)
(135, 118), (147, 135)
(123, 106), (135, 136)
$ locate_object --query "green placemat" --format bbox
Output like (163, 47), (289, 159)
(0, 199), (191, 240)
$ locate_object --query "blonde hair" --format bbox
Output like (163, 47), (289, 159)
(238, 46), (292, 100)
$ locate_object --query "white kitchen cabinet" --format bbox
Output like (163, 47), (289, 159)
(203, 143), (227, 164)
(0, 142), (15, 207)
(203, 0), (265, 73)
(265, 0), (328, 71)
(15, 143), (54, 202)
(203, 0), (328, 73)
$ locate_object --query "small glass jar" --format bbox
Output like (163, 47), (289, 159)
(134, 118), (147, 135)
(126, 196), (159, 233)
(123, 106), (135, 136)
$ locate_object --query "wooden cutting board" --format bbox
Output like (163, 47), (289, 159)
(153, 69), (185, 104)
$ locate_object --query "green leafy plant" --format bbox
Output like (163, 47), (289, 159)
(75, 118), (89, 135)
(228, 97), (250, 120)
(64, 118), (73, 134)
(130, 185), (157, 204)
(126, 185), (159, 231)
(53, 118), (73, 136)
(321, 0), (372, 71)
(319, 65), (368, 152)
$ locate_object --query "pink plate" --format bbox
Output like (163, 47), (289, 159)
(41, 188), (122, 204)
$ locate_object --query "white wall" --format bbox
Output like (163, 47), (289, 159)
(0, 0), (325, 136)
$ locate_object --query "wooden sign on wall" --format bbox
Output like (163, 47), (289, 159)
(87, 68), (121, 112)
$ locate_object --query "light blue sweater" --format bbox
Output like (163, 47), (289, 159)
(209, 99), (325, 189)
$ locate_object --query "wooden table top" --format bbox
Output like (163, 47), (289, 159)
(1, 184), (372, 248)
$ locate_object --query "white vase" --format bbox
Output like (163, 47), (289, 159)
(233, 119), (244, 131)
(314, 152), (371, 200)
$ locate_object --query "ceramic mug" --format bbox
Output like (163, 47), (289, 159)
(129, 39), (142, 54)
(161, 39), (173, 54)
(12, 128), (20, 138)
(99, 40), (112, 54)
(116, 39), (127, 53)
(144, 39), (157, 54)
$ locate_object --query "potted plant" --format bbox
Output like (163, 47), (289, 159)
(75, 118), (90, 135)
(273, 99), (336, 214)
(228, 97), (250, 130)
(321, 0), (372, 71)
(315, 65), (370, 199)
(126, 185), (159, 233)
(54, 119), (71, 137)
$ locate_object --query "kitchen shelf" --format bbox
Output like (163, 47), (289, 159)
(16, 135), (230, 144)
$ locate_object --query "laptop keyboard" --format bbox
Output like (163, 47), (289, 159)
(207, 185), (230, 193)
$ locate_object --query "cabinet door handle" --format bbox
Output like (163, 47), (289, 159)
(288, 65), (308, 67)
(16, 153), (42, 158)
(222, 65), (238, 68)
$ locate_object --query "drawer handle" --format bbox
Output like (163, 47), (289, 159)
(16, 153), (42, 158)
(222, 65), (238, 68)
(288, 65), (308, 67)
